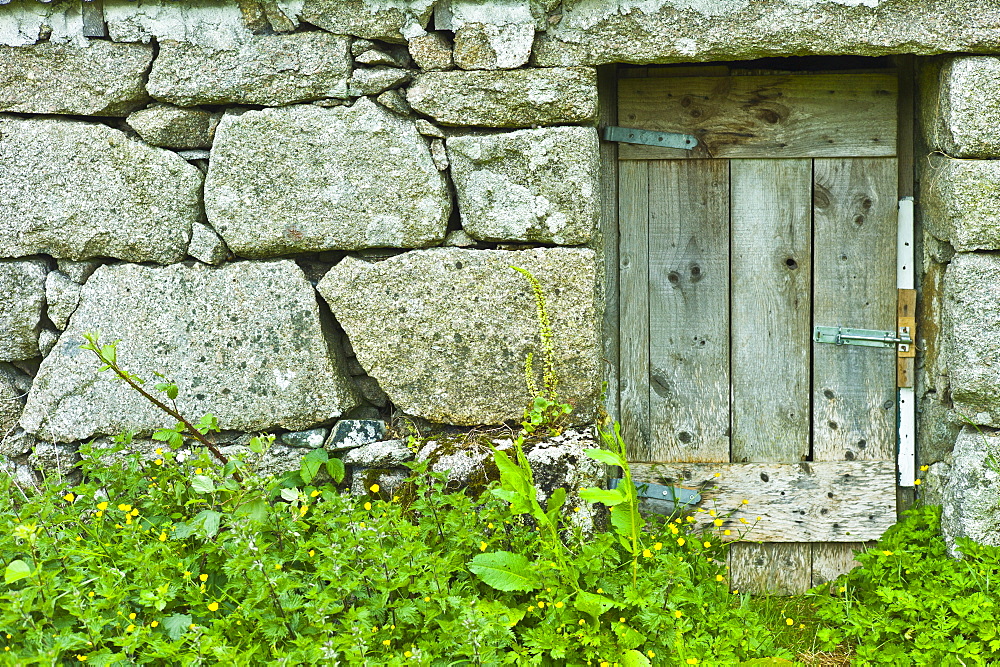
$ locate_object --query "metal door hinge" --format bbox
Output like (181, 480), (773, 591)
(813, 325), (912, 349)
(608, 478), (701, 508)
(602, 126), (699, 150)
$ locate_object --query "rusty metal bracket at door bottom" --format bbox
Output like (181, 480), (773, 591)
(608, 477), (701, 510)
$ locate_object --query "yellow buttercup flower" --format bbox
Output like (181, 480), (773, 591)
(479, 542), (487, 552)
(96, 502), (108, 511)
(713, 519), (723, 527)
(63, 493), (75, 502)
(677, 538), (685, 546)
(207, 602), (219, 612)
(199, 574), (208, 582)
(785, 618), (794, 625)
(370, 484), (380, 493)
(674, 610), (683, 618)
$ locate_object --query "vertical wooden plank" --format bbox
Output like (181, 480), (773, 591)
(812, 158), (898, 462)
(729, 543), (812, 596)
(811, 542), (868, 590)
(730, 159), (813, 463)
(599, 65), (620, 422)
(647, 160), (730, 462)
(618, 161), (650, 459)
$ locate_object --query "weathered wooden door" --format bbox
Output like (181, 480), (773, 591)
(616, 67), (902, 593)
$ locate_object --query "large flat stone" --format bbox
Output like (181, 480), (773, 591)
(921, 156), (1000, 251)
(941, 427), (1000, 554)
(407, 67), (598, 127)
(298, 0), (434, 43)
(534, 0), (1000, 67)
(922, 57), (1000, 158)
(944, 252), (1000, 427)
(0, 364), (31, 443)
(448, 126), (600, 244)
(0, 40), (152, 116)
(0, 117), (203, 264)
(104, 0), (253, 49)
(20, 260), (359, 443)
(205, 100), (450, 257)
(147, 32), (351, 107)
(126, 105), (220, 149)
(317, 248), (601, 426)
(0, 259), (47, 362)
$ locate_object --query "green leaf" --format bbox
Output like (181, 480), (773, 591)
(236, 498), (269, 523)
(574, 590), (617, 621)
(620, 649), (651, 667)
(151, 429), (175, 442)
(196, 413), (219, 434)
(193, 509), (222, 538)
(248, 436), (264, 454)
(4, 559), (31, 584)
(190, 475), (215, 494)
(163, 613), (193, 641)
(300, 448), (328, 484)
(611, 504), (645, 549)
(578, 487), (627, 506)
(584, 448), (625, 467)
(468, 551), (540, 592)
(280, 488), (299, 502)
(326, 457), (345, 484)
(545, 487), (566, 515)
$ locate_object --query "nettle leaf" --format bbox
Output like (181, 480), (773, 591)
(236, 498), (269, 523)
(579, 487), (627, 507)
(163, 613), (193, 641)
(326, 457), (345, 485)
(584, 448), (625, 467)
(190, 475), (215, 494)
(300, 448), (328, 484)
(469, 551), (539, 592)
(574, 590), (617, 621)
(4, 559), (31, 584)
(193, 509), (222, 538)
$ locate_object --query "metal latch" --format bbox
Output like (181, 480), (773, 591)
(813, 325), (913, 350)
(608, 478), (701, 509)
(602, 126), (699, 150)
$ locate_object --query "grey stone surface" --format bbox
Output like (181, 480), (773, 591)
(0, 427), (34, 459)
(356, 376), (390, 408)
(944, 252), (1000, 427)
(407, 31), (454, 70)
(534, 0), (1000, 67)
(206, 100), (450, 257)
(299, 0), (435, 43)
(20, 260), (359, 443)
(327, 419), (387, 450)
(342, 439), (413, 467)
(188, 223), (230, 265)
(317, 247), (601, 426)
(349, 466), (409, 495)
(0, 259), (47, 362)
(28, 440), (80, 480)
(219, 441), (307, 479)
(375, 89), (413, 115)
(126, 105), (219, 149)
(407, 68), (599, 128)
(430, 139), (449, 171)
(104, 0), (253, 48)
(0, 364), (31, 443)
(148, 32), (351, 106)
(281, 427), (330, 449)
(37, 329), (58, 358)
(45, 271), (82, 331)
(923, 57), (1000, 158)
(941, 427), (1000, 554)
(454, 22), (534, 70)
(922, 156), (1000, 251)
(355, 47), (410, 68)
(0, 0), (88, 47)
(0, 117), (203, 264)
(448, 126), (600, 245)
(0, 40), (152, 116)
(0, 452), (37, 490)
(348, 66), (411, 96)
(415, 118), (445, 138)
(56, 259), (104, 284)
(443, 229), (480, 247)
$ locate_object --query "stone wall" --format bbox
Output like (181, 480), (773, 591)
(918, 56), (1000, 553)
(1, 0), (1000, 517)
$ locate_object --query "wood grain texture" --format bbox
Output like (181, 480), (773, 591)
(730, 159), (812, 463)
(618, 160), (650, 459)
(630, 460), (897, 542)
(812, 158), (898, 462)
(647, 160), (730, 463)
(898, 288), (917, 386)
(618, 73), (897, 160)
(729, 543), (812, 595)
(599, 65), (621, 419)
(811, 542), (868, 589)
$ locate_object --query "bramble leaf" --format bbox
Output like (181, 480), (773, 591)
(300, 448), (328, 484)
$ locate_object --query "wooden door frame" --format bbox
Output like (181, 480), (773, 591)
(598, 56), (918, 514)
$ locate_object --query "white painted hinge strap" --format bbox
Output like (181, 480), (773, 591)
(897, 197), (916, 487)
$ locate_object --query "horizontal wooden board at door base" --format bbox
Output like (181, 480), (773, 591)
(629, 461), (896, 542)
(617, 72), (897, 160)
